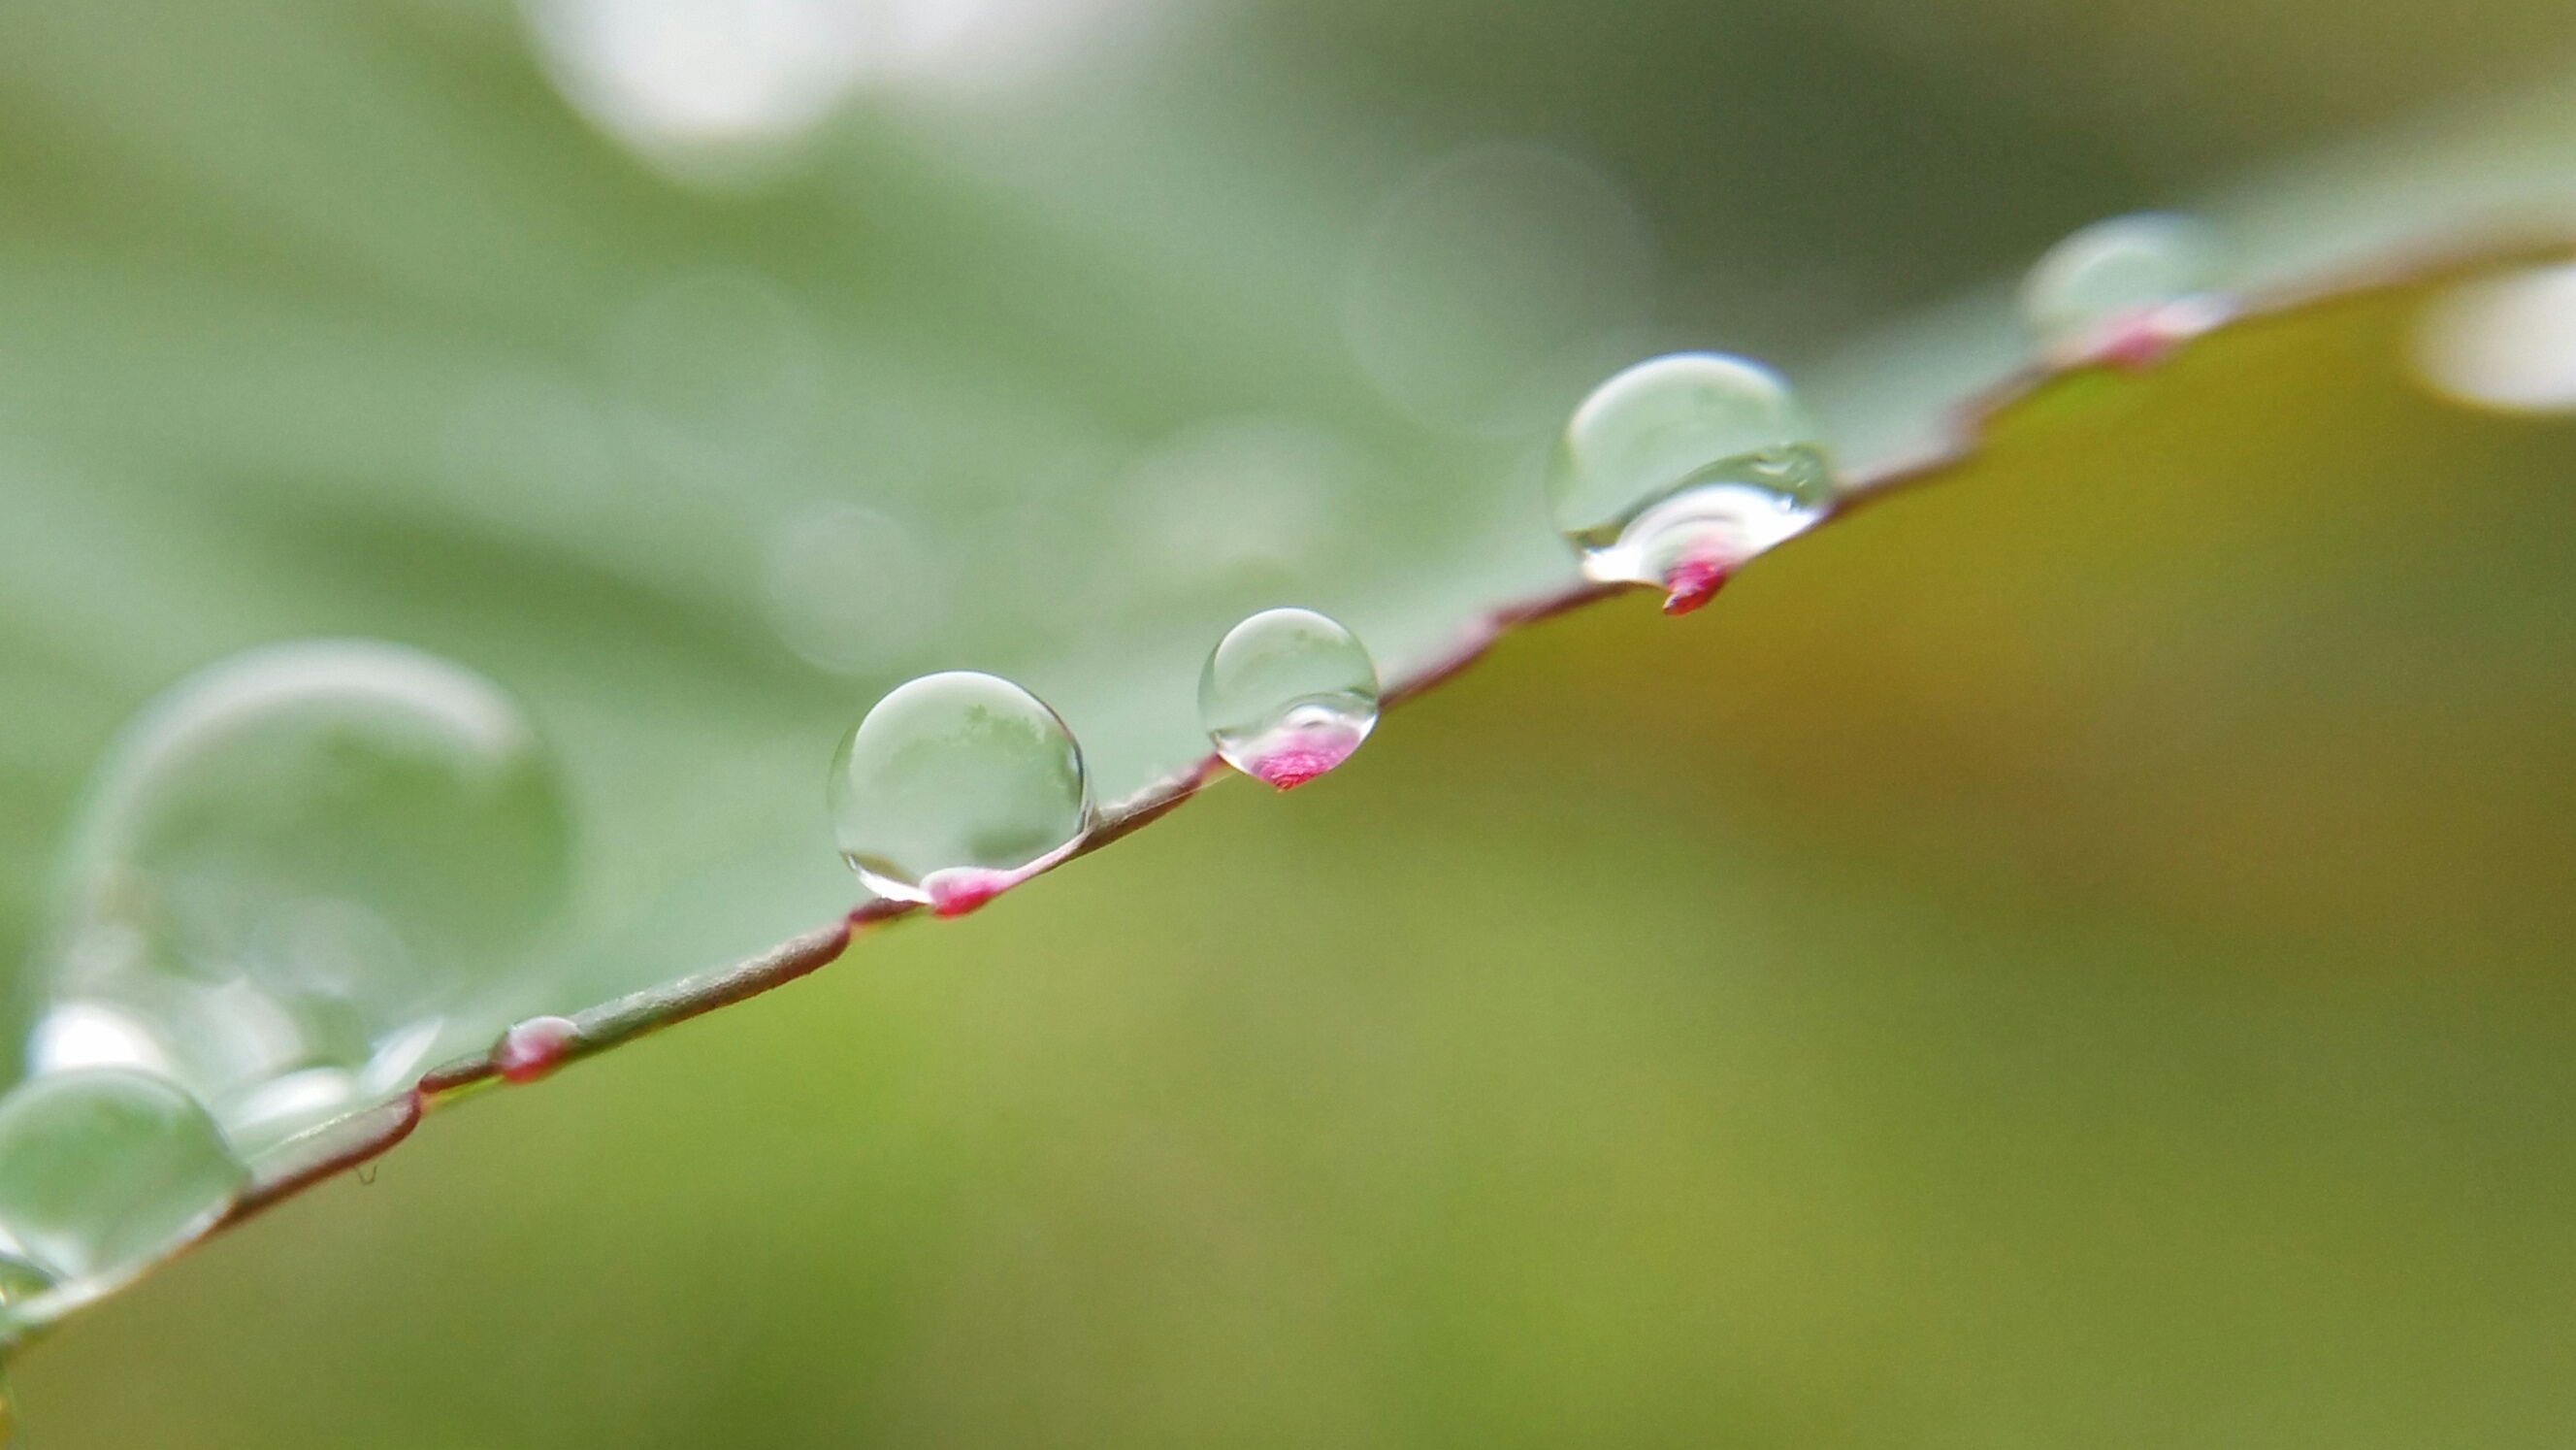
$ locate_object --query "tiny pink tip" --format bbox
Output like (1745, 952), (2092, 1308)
(497, 1015), (579, 1085)
(2094, 312), (2181, 371)
(1661, 556), (1733, 615)
(925, 868), (1013, 917)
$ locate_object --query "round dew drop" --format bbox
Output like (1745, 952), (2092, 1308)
(829, 672), (1091, 916)
(1199, 609), (1380, 790)
(1549, 352), (1832, 612)
(0, 1069), (247, 1309)
(30, 641), (573, 1158)
(2020, 212), (2227, 365)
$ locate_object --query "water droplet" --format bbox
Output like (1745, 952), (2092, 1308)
(2021, 213), (2228, 366)
(1199, 610), (1380, 790)
(828, 672), (1090, 915)
(1549, 352), (1832, 612)
(36, 642), (573, 1154)
(0, 1069), (246, 1305)
(2411, 261), (2576, 413)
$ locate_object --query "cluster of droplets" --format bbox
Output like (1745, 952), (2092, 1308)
(828, 354), (1861, 912)
(1536, 212), (2236, 614)
(0, 640), (577, 1358)
(1549, 351), (1834, 612)
(827, 613), (1386, 912)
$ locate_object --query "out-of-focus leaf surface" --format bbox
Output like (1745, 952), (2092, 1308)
(17, 279), (2576, 1446)
(7, 0), (2576, 1051)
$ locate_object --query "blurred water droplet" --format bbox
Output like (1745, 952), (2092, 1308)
(1122, 418), (1356, 587)
(828, 671), (1089, 915)
(525, 0), (882, 171)
(762, 503), (951, 674)
(1549, 352), (1831, 612)
(2411, 261), (2576, 413)
(2021, 213), (2228, 365)
(524, 0), (1141, 180)
(1346, 145), (1657, 436)
(1199, 610), (1379, 791)
(35, 642), (573, 1154)
(0, 1069), (246, 1307)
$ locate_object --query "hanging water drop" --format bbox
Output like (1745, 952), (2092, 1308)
(0, 1069), (247, 1309)
(1199, 609), (1380, 790)
(2020, 212), (2227, 365)
(1549, 352), (1832, 613)
(33, 641), (573, 1156)
(828, 672), (1091, 916)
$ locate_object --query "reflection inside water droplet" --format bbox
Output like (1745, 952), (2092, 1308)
(0, 1069), (246, 1311)
(827, 671), (1090, 915)
(1199, 610), (1379, 790)
(1549, 352), (1831, 612)
(0, 1252), (52, 1314)
(2021, 213), (2228, 365)
(35, 641), (572, 1155)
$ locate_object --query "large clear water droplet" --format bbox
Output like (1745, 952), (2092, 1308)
(828, 672), (1091, 917)
(2020, 212), (2227, 365)
(1549, 352), (1832, 613)
(33, 641), (573, 1155)
(0, 1069), (246, 1308)
(1199, 609), (1380, 790)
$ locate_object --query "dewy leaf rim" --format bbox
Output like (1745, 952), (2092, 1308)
(6, 223), (2566, 1344)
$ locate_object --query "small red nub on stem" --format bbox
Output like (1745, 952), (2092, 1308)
(497, 1015), (580, 1085)
(2088, 304), (2205, 372)
(923, 867), (1013, 917)
(1661, 555), (1734, 615)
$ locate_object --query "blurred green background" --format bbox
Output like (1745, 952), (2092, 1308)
(5, 0), (2576, 1444)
